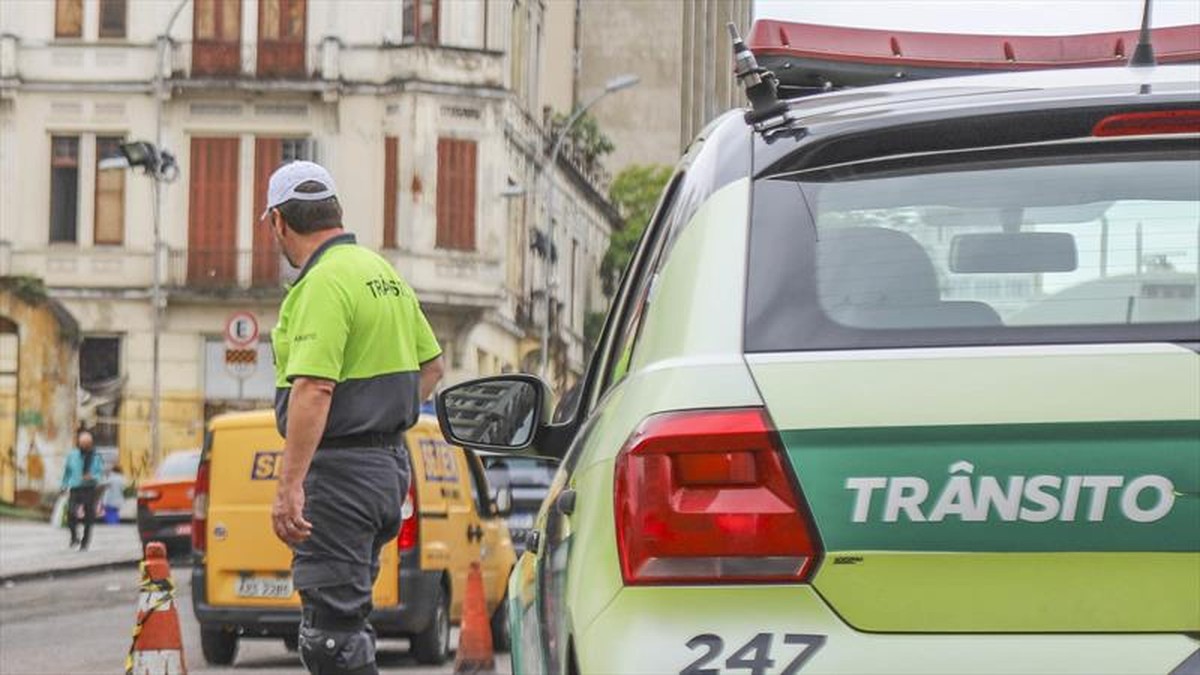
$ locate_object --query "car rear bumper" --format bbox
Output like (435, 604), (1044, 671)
(573, 586), (1200, 675)
(137, 509), (192, 552)
(190, 557), (442, 638)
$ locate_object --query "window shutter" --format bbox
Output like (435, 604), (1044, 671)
(436, 138), (476, 251)
(188, 137), (240, 285)
(384, 136), (399, 249)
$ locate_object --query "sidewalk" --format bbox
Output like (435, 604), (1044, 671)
(0, 519), (143, 582)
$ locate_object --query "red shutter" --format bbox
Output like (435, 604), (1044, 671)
(188, 137), (240, 286)
(436, 138), (476, 251)
(383, 136), (398, 249)
(257, 0), (306, 77)
(252, 137), (282, 286)
(193, 0), (242, 76)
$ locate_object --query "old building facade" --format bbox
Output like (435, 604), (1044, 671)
(574, 0), (754, 170)
(0, 0), (618, 495)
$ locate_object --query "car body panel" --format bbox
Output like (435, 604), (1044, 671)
(137, 450), (201, 552)
(574, 587), (1199, 675)
(746, 344), (1200, 430)
(749, 345), (1200, 631)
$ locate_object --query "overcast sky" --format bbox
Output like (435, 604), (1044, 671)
(754, 0), (1200, 34)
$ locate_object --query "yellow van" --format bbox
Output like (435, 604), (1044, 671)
(190, 409), (516, 666)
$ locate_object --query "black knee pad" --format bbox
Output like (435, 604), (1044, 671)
(298, 625), (378, 675)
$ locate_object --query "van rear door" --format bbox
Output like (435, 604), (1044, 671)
(203, 414), (398, 609)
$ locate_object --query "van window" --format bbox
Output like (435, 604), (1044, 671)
(746, 144), (1200, 352)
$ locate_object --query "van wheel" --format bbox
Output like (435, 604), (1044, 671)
(200, 625), (238, 665)
(490, 593), (511, 653)
(411, 585), (450, 665)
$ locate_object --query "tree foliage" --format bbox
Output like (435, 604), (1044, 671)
(549, 111), (615, 167)
(600, 164), (673, 297)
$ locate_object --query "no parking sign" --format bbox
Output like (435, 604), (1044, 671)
(224, 311), (260, 380)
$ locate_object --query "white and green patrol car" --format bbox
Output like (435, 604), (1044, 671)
(438, 48), (1200, 675)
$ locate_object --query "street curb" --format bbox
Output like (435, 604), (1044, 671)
(0, 557), (142, 585)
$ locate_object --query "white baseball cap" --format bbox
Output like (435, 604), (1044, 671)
(261, 160), (338, 218)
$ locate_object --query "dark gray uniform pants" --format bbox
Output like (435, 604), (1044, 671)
(294, 444), (408, 675)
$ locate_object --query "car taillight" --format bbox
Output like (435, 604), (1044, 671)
(397, 480), (419, 551)
(1092, 110), (1200, 137)
(192, 457), (211, 553)
(615, 408), (822, 585)
(137, 489), (161, 502)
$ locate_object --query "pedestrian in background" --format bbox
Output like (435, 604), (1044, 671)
(263, 161), (444, 675)
(59, 430), (104, 550)
(103, 464), (126, 524)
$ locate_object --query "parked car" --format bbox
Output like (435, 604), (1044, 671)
(191, 410), (516, 666)
(136, 449), (201, 556)
(478, 452), (559, 554)
(437, 29), (1200, 675)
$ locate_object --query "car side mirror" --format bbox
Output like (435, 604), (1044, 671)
(492, 486), (513, 517)
(437, 374), (552, 451)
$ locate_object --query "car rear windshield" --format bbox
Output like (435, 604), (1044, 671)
(745, 142), (1200, 352)
(156, 451), (200, 480)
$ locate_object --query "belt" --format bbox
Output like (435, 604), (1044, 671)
(319, 432), (403, 449)
(302, 607), (366, 632)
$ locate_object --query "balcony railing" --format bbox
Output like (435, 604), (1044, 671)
(167, 248), (294, 291)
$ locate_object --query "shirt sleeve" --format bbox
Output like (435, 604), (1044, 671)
(413, 301), (442, 364)
(285, 272), (353, 382)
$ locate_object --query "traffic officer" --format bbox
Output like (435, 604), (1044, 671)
(264, 161), (444, 675)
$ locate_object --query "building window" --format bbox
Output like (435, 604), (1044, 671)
(193, 0), (242, 76)
(79, 336), (121, 447)
(258, 0), (306, 77)
(251, 137), (311, 287)
(436, 138), (477, 251)
(98, 0), (128, 39)
(403, 0), (439, 45)
(383, 136), (398, 249)
(55, 0), (83, 38)
(49, 136), (79, 244)
(94, 137), (126, 245)
(281, 137), (314, 162)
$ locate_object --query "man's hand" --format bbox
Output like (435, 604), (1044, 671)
(272, 482), (313, 545)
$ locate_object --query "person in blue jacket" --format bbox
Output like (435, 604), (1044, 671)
(60, 430), (104, 550)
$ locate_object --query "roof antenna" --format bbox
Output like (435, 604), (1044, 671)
(1128, 0), (1156, 67)
(728, 23), (788, 124)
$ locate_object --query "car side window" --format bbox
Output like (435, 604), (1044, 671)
(597, 175), (685, 397)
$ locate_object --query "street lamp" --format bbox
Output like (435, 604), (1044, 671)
(98, 141), (178, 470)
(538, 73), (639, 381)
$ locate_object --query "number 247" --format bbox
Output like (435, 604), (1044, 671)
(681, 633), (826, 675)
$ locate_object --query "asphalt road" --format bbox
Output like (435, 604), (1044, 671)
(0, 565), (511, 675)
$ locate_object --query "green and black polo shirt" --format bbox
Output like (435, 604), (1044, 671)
(272, 233), (442, 439)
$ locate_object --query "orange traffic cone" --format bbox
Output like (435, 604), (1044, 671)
(126, 542), (187, 674)
(453, 561), (495, 674)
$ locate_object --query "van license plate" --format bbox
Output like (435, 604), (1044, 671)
(235, 577), (293, 599)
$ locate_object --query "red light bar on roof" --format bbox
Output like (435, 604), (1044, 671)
(1092, 110), (1200, 136)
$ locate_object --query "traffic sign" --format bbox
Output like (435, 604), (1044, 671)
(224, 347), (259, 381)
(224, 311), (259, 349)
